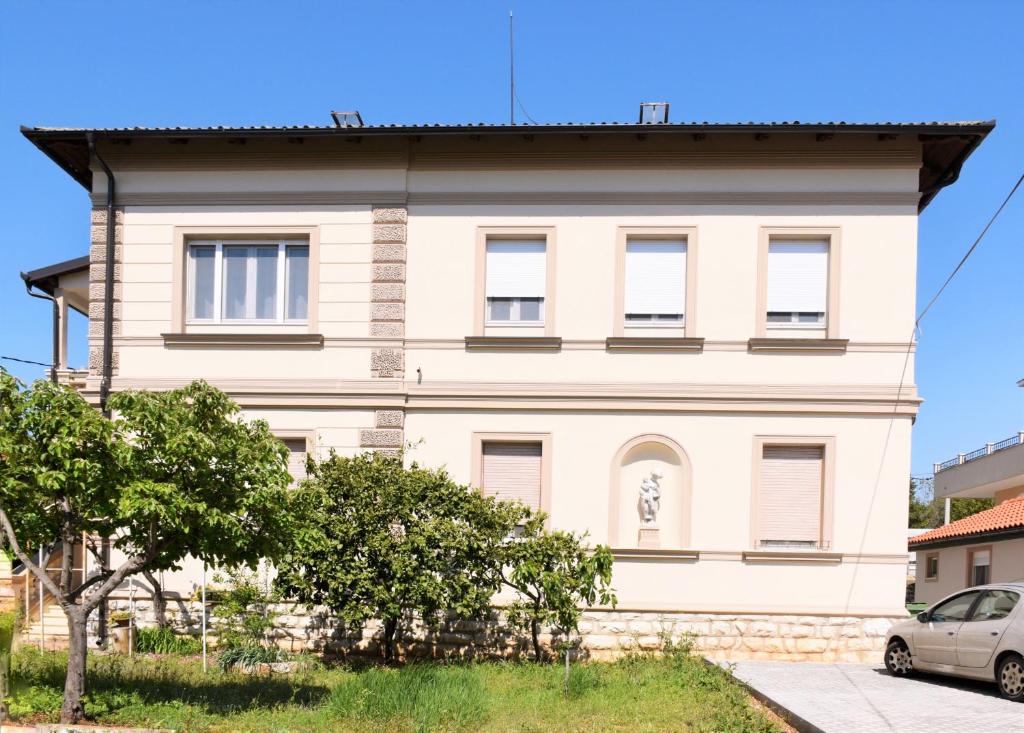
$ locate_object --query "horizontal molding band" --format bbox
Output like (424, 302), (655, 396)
(741, 550), (843, 564)
(91, 190), (920, 208)
(407, 191), (921, 206)
(110, 335), (917, 353)
(92, 191), (408, 206)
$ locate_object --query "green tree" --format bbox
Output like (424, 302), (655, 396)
(908, 477), (993, 528)
(275, 451), (517, 661)
(0, 376), (292, 723)
(498, 510), (616, 662)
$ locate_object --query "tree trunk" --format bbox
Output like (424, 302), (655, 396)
(143, 570), (168, 628)
(531, 617), (542, 663)
(61, 610), (89, 724)
(381, 617), (398, 662)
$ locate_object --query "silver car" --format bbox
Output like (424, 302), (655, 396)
(885, 582), (1024, 700)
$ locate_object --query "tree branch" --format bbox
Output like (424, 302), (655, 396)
(67, 569), (114, 603)
(0, 504), (64, 601)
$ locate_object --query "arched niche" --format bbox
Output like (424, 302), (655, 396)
(608, 434), (692, 549)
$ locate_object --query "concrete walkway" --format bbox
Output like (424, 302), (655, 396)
(730, 661), (1024, 733)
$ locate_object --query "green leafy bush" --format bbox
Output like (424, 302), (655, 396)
(218, 645), (285, 672)
(134, 626), (202, 655)
(211, 568), (279, 650)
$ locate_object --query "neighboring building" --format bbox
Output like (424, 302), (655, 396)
(14, 115), (991, 661)
(913, 427), (1024, 604)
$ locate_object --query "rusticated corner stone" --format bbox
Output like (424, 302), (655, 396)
(90, 224), (124, 245)
(370, 322), (404, 337)
(359, 429), (403, 448)
(91, 207), (125, 225)
(89, 264), (122, 283)
(372, 244), (407, 263)
(370, 348), (404, 377)
(89, 320), (121, 337)
(372, 263), (405, 282)
(371, 283), (405, 302)
(372, 207), (407, 224)
(89, 283), (123, 301)
(375, 410), (404, 428)
(371, 448), (402, 459)
(88, 348), (119, 375)
(370, 303), (404, 322)
(89, 302), (122, 321)
(372, 224), (406, 244)
(89, 244), (123, 263)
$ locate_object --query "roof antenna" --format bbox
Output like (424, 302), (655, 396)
(509, 10), (515, 125)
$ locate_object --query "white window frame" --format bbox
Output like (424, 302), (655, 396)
(483, 240), (547, 327)
(187, 240), (309, 325)
(623, 240), (687, 327)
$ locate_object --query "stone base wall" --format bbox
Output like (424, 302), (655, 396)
(100, 598), (901, 664)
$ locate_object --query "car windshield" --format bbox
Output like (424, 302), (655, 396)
(930, 591), (981, 622)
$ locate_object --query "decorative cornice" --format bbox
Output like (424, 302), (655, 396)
(748, 338), (850, 354)
(407, 191), (921, 206)
(605, 337), (705, 353)
(90, 191), (408, 206)
(161, 333), (324, 348)
(611, 548), (699, 561)
(464, 336), (563, 351)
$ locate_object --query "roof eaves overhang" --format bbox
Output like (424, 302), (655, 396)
(20, 120), (996, 211)
(20, 255), (91, 314)
(909, 525), (1024, 551)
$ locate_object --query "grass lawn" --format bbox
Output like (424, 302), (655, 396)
(7, 646), (783, 732)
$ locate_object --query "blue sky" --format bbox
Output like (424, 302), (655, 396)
(0, 0), (1021, 475)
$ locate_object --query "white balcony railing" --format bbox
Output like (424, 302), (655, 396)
(934, 432), (1024, 474)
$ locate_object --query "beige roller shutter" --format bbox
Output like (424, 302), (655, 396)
(758, 446), (823, 545)
(283, 438), (308, 485)
(481, 441), (542, 509)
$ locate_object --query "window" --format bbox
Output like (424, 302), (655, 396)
(766, 241), (828, 327)
(930, 591), (981, 623)
(282, 438), (308, 486)
(757, 445), (825, 548)
(969, 590), (1018, 622)
(481, 441), (542, 510)
(485, 241), (546, 324)
(969, 548), (991, 586)
(187, 241), (309, 323)
(623, 240), (687, 324)
(925, 553), (939, 580)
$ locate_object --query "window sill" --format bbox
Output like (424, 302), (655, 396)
(606, 337), (704, 353)
(162, 333), (324, 348)
(611, 548), (699, 561)
(742, 549), (842, 564)
(747, 338), (848, 354)
(464, 336), (562, 351)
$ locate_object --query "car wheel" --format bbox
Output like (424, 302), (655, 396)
(997, 653), (1024, 701)
(884, 640), (914, 677)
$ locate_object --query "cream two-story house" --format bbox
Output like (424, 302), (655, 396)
(18, 114), (991, 661)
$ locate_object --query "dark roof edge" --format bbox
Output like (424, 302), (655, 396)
(21, 255), (90, 291)
(909, 525), (1024, 551)
(20, 120), (996, 209)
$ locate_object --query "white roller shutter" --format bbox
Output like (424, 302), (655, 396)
(766, 241), (828, 314)
(758, 446), (823, 545)
(283, 438), (308, 485)
(481, 442), (542, 510)
(485, 241), (546, 298)
(625, 241), (686, 315)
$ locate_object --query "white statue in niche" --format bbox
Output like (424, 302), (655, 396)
(638, 471), (662, 526)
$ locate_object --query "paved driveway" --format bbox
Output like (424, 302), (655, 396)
(730, 661), (1024, 733)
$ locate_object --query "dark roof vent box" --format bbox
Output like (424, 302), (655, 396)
(639, 102), (670, 124)
(330, 110), (364, 128)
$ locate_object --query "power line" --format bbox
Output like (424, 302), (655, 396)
(1, 355), (51, 367)
(841, 169), (1023, 619)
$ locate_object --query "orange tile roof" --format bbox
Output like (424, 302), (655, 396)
(910, 496), (1024, 546)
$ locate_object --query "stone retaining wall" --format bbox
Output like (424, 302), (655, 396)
(101, 598), (902, 664)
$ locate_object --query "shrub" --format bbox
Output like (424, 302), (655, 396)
(134, 627), (202, 655)
(210, 568), (279, 650)
(218, 645), (285, 672)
